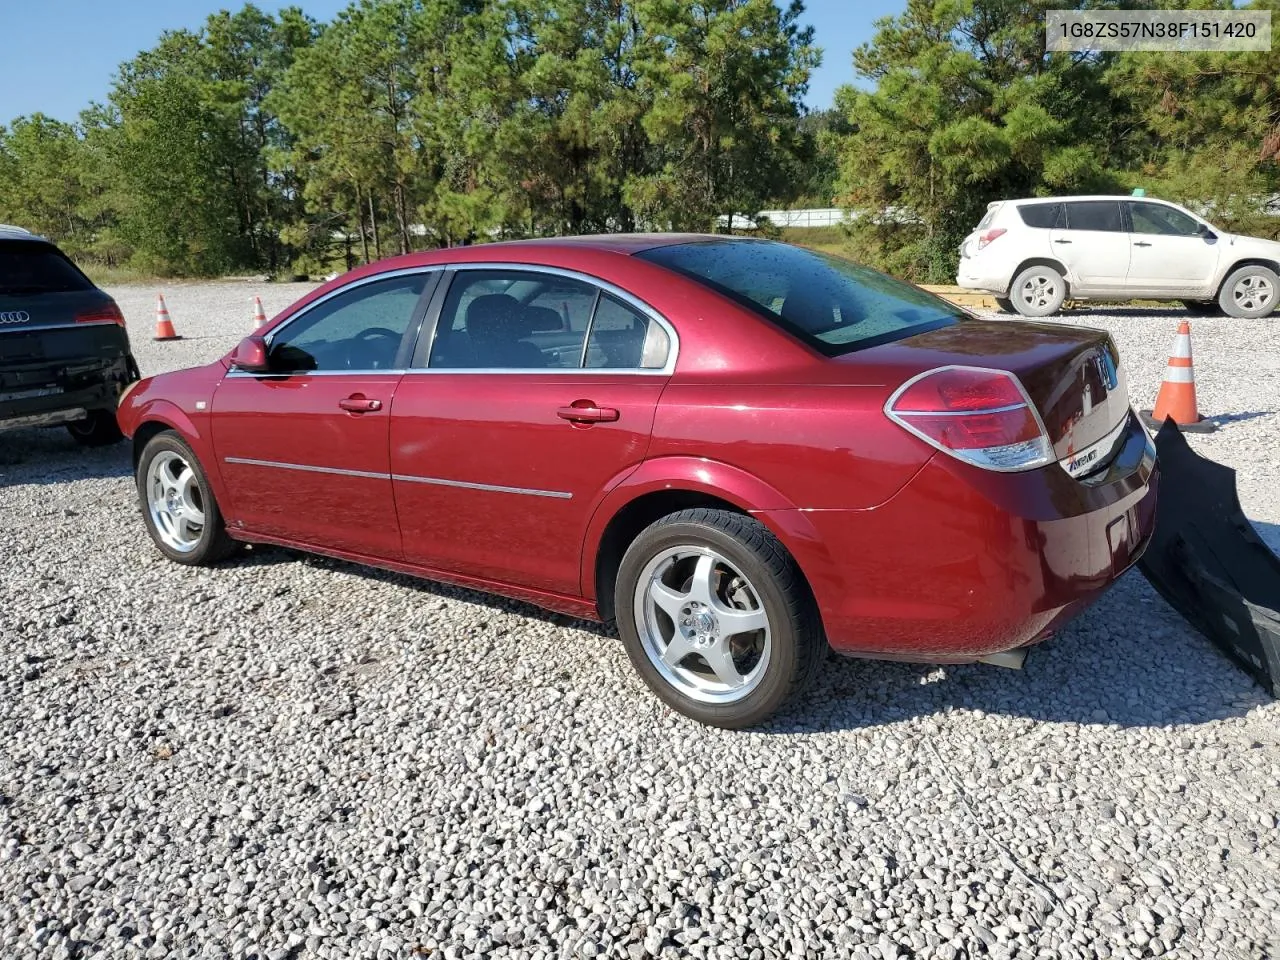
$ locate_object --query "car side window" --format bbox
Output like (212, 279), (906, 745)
(1130, 202), (1202, 237)
(1017, 203), (1062, 229)
(1064, 201), (1124, 233)
(269, 273), (429, 372)
(585, 294), (671, 369)
(429, 270), (598, 369)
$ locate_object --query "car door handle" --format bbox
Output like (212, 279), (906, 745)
(338, 395), (382, 413)
(557, 403), (619, 423)
(1134, 241), (1152, 247)
(1053, 239), (1072, 244)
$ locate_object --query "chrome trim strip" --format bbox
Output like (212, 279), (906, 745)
(892, 401), (1028, 417)
(223, 455), (573, 499)
(390, 473), (572, 499)
(225, 368), (404, 378)
(402, 367), (668, 377)
(224, 456), (387, 481)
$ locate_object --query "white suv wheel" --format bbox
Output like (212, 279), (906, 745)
(1010, 266), (1066, 318)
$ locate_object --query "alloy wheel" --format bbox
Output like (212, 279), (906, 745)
(632, 546), (772, 704)
(146, 449), (206, 553)
(1233, 274), (1275, 313)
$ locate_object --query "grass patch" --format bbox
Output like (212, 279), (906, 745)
(80, 264), (169, 287)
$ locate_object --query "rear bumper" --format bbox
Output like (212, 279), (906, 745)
(0, 353), (139, 433)
(767, 412), (1158, 661)
(956, 267), (1009, 296)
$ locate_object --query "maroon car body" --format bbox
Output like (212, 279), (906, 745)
(118, 235), (1157, 724)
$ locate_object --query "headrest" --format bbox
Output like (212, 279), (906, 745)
(466, 294), (525, 341)
(523, 305), (564, 331)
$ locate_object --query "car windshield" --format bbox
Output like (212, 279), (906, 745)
(637, 240), (959, 355)
(0, 241), (94, 296)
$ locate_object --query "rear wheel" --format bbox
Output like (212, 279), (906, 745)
(136, 431), (235, 565)
(1009, 265), (1067, 318)
(1218, 265), (1279, 318)
(66, 409), (124, 447)
(614, 508), (823, 728)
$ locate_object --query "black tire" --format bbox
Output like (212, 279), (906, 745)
(135, 430), (236, 565)
(614, 508), (823, 728)
(1009, 265), (1067, 317)
(994, 296), (1015, 314)
(66, 409), (124, 447)
(1181, 299), (1222, 317)
(1218, 264), (1280, 318)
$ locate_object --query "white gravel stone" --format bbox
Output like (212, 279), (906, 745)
(1, 289), (1278, 958)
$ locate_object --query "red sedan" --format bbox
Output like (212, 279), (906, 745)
(117, 236), (1158, 728)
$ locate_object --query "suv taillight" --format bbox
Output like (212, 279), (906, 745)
(885, 366), (1053, 472)
(76, 303), (126, 328)
(977, 228), (1006, 250)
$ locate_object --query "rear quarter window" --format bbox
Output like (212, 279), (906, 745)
(0, 241), (95, 295)
(638, 240), (960, 356)
(1017, 203), (1063, 229)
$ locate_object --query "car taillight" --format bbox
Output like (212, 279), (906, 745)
(977, 228), (1006, 250)
(76, 303), (126, 327)
(885, 366), (1053, 472)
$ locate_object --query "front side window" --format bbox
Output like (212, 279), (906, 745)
(428, 270), (671, 371)
(637, 240), (959, 356)
(269, 273), (429, 372)
(1065, 201), (1124, 233)
(1129, 202), (1202, 237)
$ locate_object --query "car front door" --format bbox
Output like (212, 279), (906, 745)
(1049, 201), (1131, 294)
(1125, 201), (1221, 296)
(211, 269), (437, 558)
(388, 266), (675, 597)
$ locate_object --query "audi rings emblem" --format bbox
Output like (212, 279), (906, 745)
(0, 311), (31, 324)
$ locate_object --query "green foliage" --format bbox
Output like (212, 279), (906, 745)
(834, 0), (1280, 281)
(4, 0), (1279, 280)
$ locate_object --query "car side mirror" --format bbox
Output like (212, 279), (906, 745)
(229, 335), (270, 373)
(1200, 225), (1218, 241)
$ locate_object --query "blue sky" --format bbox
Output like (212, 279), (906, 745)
(0, 0), (903, 125)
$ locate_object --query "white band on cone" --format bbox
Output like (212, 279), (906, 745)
(1162, 366), (1195, 383)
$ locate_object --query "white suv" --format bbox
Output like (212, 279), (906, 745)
(957, 195), (1280, 318)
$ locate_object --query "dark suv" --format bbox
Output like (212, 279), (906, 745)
(0, 226), (139, 446)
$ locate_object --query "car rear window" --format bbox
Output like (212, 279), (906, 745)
(977, 203), (1002, 229)
(0, 241), (95, 295)
(1017, 202), (1063, 229)
(636, 240), (959, 356)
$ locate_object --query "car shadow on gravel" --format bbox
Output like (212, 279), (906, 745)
(0, 429), (132, 486)
(764, 571), (1274, 735)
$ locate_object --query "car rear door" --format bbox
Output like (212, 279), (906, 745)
(211, 269), (437, 558)
(1125, 201), (1221, 296)
(1049, 201), (1131, 294)
(388, 265), (675, 597)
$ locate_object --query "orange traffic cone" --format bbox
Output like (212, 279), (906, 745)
(1141, 320), (1216, 433)
(252, 296), (267, 330)
(153, 293), (181, 341)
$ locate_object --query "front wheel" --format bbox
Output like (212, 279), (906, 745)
(136, 431), (235, 565)
(66, 409), (124, 447)
(1009, 265), (1067, 318)
(1218, 265), (1279, 318)
(614, 508), (823, 728)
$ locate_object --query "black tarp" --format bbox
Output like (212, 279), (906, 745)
(1138, 419), (1280, 697)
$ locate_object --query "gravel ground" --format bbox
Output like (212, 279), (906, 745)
(1, 284), (1279, 960)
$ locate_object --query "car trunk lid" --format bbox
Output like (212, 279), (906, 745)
(857, 316), (1130, 474)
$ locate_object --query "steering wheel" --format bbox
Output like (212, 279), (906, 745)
(349, 326), (402, 369)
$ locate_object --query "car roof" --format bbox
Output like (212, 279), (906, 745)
(1006, 196), (1178, 206)
(458, 232), (730, 255)
(0, 224), (48, 242)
